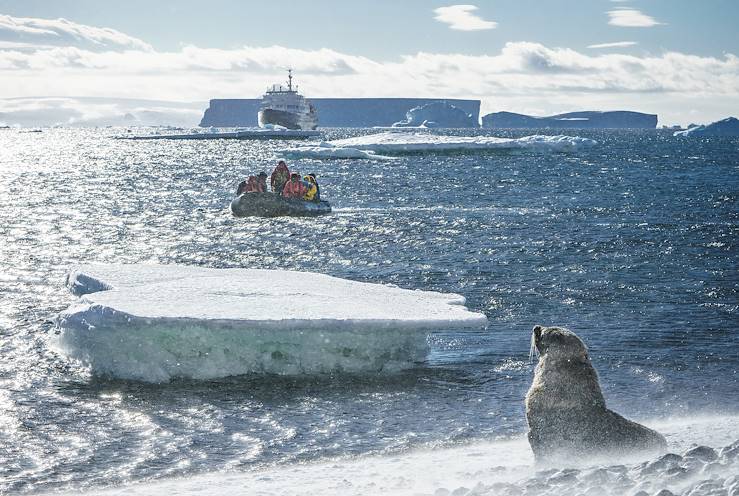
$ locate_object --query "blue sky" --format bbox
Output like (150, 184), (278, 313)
(2, 0), (737, 57)
(0, 1), (737, 126)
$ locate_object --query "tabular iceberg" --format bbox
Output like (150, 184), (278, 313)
(482, 111), (658, 129)
(282, 131), (597, 159)
(53, 264), (487, 382)
(199, 98), (481, 127)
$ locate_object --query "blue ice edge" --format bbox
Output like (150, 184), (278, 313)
(52, 264), (488, 382)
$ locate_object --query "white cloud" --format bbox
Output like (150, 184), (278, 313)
(0, 96), (202, 127)
(0, 14), (152, 51)
(0, 15), (737, 126)
(433, 5), (497, 31)
(588, 41), (638, 49)
(607, 9), (662, 27)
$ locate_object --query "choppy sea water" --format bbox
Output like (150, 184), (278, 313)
(0, 128), (737, 494)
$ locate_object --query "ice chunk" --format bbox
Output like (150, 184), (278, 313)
(53, 264), (487, 382)
(282, 131), (596, 159)
(392, 102), (478, 128)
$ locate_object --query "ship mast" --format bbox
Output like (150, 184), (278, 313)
(287, 69), (293, 92)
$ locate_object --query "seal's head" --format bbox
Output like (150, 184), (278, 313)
(530, 325), (589, 362)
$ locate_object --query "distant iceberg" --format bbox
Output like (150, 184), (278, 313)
(392, 102), (479, 128)
(673, 117), (739, 137)
(200, 98), (481, 127)
(482, 111), (657, 129)
(53, 264), (487, 382)
(282, 131), (596, 159)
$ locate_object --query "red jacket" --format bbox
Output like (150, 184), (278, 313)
(282, 179), (308, 198)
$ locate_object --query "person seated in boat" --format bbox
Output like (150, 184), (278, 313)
(256, 172), (268, 193)
(236, 171), (268, 195)
(270, 161), (290, 194)
(303, 174), (319, 202)
(236, 179), (249, 196)
(282, 173), (309, 199)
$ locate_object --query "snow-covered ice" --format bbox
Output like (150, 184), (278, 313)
(281, 142), (397, 160)
(44, 415), (739, 496)
(53, 264), (487, 382)
(392, 102), (478, 128)
(282, 131), (597, 159)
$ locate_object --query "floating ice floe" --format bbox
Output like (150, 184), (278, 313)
(120, 126), (322, 140)
(281, 142), (397, 160)
(281, 131), (597, 159)
(53, 264), (487, 382)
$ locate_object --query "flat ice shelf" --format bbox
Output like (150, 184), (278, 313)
(281, 131), (597, 159)
(54, 264), (487, 382)
(121, 128), (322, 140)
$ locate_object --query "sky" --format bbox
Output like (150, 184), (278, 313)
(0, 0), (737, 126)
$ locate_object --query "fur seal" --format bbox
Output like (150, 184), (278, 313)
(525, 325), (667, 463)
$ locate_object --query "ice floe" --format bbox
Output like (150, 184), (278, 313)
(45, 415), (739, 496)
(282, 131), (597, 159)
(53, 264), (487, 382)
(120, 126), (322, 140)
(281, 142), (397, 161)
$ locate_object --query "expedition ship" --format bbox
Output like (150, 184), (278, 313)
(257, 70), (318, 130)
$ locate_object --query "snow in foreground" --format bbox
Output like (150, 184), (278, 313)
(53, 264), (487, 382)
(281, 131), (597, 159)
(47, 415), (739, 496)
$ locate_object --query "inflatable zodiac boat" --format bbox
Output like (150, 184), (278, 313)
(230, 192), (332, 218)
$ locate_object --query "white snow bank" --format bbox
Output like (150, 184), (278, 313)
(45, 414), (739, 496)
(53, 264), (487, 381)
(282, 131), (596, 159)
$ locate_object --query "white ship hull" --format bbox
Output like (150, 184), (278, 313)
(258, 109), (318, 130)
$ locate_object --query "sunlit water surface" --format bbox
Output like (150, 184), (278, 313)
(0, 128), (736, 494)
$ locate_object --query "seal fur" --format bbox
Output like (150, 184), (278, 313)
(525, 325), (667, 463)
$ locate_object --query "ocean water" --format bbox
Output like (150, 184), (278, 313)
(0, 128), (737, 494)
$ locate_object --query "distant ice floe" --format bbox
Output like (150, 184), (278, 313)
(46, 415), (739, 496)
(282, 131), (597, 159)
(53, 264), (487, 382)
(281, 142), (397, 161)
(121, 126), (322, 140)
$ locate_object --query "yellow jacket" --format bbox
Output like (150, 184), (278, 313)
(303, 175), (318, 201)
